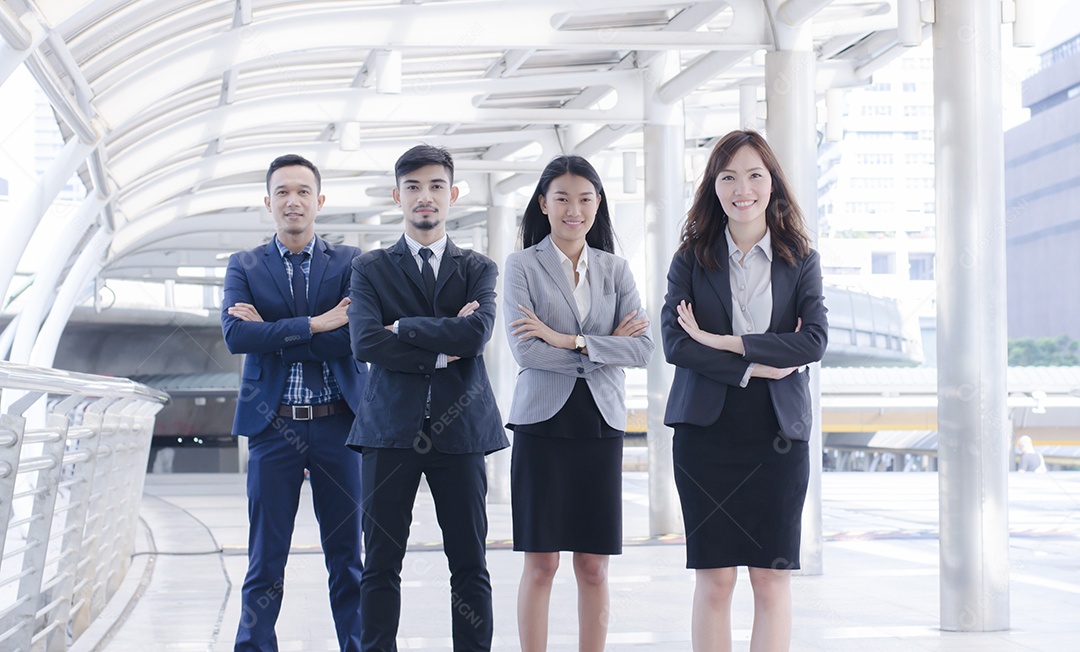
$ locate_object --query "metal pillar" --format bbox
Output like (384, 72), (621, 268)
(0, 137), (94, 306)
(485, 182), (517, 504)
(8, 194), (106, 363)
(643, 53), (685, 536)
(933, 0), (1010, 632)
(766, 46), (824, 575)
(28, 228), (110, 368)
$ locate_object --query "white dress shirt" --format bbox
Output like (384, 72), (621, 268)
(553, 242), (591, 322)
(725, 227), (773, 387)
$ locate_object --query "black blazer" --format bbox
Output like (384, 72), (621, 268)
(662, 239), (828, 441)
(345, 235), (508, 454)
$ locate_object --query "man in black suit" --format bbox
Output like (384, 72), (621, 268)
(346, 145), (508, 651)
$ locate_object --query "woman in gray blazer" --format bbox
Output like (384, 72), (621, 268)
(662, 130), (828, 652)
(504, 155), (654, 652)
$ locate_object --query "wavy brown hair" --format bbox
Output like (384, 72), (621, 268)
(678, 130), (811, 269)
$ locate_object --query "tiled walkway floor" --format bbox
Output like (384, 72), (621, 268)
(86, 471), (1080, 651)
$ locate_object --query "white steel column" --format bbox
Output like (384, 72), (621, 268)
(0, 137), (94, 306)
(766, 42), (824, 575)
(643, 53), (685, 536)
(8, 194), (107, 363)
(485, 182), (517, 504)
(933, 0), (1010, 632)
(28, 228), (110, 368)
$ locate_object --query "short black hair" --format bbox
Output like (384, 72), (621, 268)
(520, 155), (616, 254)
(394, 145), (454, 186)
(266, 154), (321, 195)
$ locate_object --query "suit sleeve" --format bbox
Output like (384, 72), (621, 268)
(281, 255), (355, 365)
(221, 252), (312, 355)
(348, 256), (439, 373)
(741, 250), (829, 367)
(393, 256), (497, 358)
(662, 251), (751, 386)
(582, 257), (654, 368)
(503, 252), (603, 376)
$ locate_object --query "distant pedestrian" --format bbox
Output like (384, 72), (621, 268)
(1016, 435), (1047, 473)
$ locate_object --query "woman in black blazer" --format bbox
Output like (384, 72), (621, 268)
(662, 130), (828, 651)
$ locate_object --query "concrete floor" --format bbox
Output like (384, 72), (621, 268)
(79, 471), (1080, 651)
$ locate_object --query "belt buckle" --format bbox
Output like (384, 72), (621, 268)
(291, 405), (313, 421)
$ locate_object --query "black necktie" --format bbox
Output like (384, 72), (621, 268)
(419, 247), (436, 305)
(287, 252), (322, 396)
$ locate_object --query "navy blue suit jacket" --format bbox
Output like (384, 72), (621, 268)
(222, 236), (369, 436)
(662, 241), (828, 441)
(346, 236), (508, 454)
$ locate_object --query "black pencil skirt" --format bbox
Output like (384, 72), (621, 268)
(509, 379), (624, 555)
(673, 378), (809, 569)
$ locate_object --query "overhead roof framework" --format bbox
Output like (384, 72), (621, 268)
(1, 0), (908, 284)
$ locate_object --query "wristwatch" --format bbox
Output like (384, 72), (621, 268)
(574, 334), (586, 351)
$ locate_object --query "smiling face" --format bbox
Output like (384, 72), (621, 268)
(265, 165), (324, 244)
(714, 145), (772, 232)
(394, 163), (458, 244)
(538, 173), (599, 251)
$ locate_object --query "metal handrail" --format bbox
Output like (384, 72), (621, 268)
(0, 361), (169, 403)
(0, 359), (169, 651)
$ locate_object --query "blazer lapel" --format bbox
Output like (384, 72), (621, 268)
(703, 236), (734, 326)
(391, 235), (427, 298)
(307, 237), (328, 307)
(435, 237), (461, 299)
(583, 248), (606, 332)
(769, 255), (798, 333)
(536, 236), (582, 327)
(263, 243), (296, 315)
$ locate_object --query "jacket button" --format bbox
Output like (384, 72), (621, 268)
(419, 364), (427, 371)
(409, 331), (417, 338)
(576, 366), (584, 374)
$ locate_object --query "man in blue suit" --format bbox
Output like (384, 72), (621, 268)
(222, 154), (367, 652)
(346, 145), (508, 651)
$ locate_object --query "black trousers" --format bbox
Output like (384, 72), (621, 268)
(359, 431), (491, 651)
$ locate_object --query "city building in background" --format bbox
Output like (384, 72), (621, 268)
(1005, 31), (1080, 342)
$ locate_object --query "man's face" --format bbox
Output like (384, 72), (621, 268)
(265, 165), (324, 240)
(394, 164), (458, 240)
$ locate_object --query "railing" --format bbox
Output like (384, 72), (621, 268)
(0, 361), (168, 651)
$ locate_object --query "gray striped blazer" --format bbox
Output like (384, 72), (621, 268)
(503, 235), (654, 431)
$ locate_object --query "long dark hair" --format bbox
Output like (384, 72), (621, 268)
(520, 155), (615, 253)
(678, 130), (811, 269)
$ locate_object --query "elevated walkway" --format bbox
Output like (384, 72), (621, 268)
(83, 472), (1080, 651)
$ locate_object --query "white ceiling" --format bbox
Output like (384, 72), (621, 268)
(5, 0), (910, 281)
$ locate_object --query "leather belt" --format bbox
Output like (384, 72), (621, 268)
(277, 400), (349, 421)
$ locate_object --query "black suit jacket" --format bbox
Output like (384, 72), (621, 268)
(662, 240), (828, 441)
(345, 235), (508, 454)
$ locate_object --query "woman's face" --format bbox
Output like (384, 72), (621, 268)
(714, 145), (772, 229)
(538, 173), (599, 247)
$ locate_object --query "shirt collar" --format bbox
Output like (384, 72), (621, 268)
(274, 234), (316, 259)
(725, 227), (773, 262)
(404, 232), (448, 260)
(553, 241), (589, 274)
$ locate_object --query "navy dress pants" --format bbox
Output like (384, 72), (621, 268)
(235, 411), (363, 652)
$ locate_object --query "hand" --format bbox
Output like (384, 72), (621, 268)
(227, 303), (263, 322)
(676, 300), (723, 349)
(510, 305), (574, 350)
(311, 297), (350, 333)
(751, 363), (798, 380)
(612, 310), (649, 338)
(795, 317), (802, 333)
(446, 355), (461, 363)
(457, 300), (479, 318)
